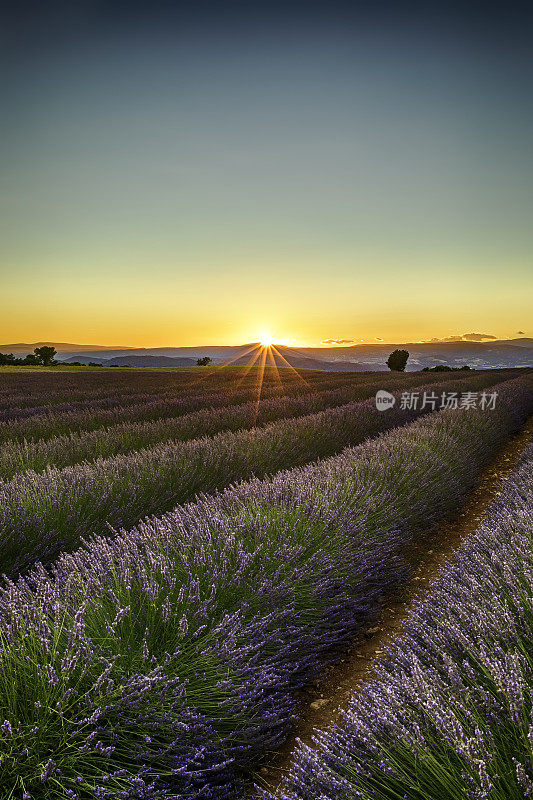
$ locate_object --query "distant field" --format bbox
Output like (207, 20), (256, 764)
(0, 366), (530, 798)
(0, 363), (303, 373)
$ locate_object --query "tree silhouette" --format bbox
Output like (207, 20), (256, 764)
(34, 346), (57, 366)
(196, 357), (212, 366)
(386, 349), (409, 372)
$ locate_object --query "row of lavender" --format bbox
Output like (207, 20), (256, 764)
(0, 375), (426, 441)
(0, 365), (315, 405)
(0, 371), (358, 426)
(268, 439), (533, 800)
(0, 371), (497, 479)
(0, 367), (376, 421)
(0, 365), (338, 406)
(0, 373), (506, 577)
(0, 375), (530, 798)
(1, 365), (398, 409)
(0, 370), (469, 439)
(6, 366), (495, 413)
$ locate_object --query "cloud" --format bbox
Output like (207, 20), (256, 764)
(426, 333), (497, 343)
(461, 333), (497, 341)
(518, 330), (525, 335)
(320, 338), (355, 345)
(374, 337), (383, 341)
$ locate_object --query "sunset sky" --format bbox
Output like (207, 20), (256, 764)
(2, 2), (532, 347)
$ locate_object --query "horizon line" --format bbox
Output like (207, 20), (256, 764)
(0, 337), (530, 351)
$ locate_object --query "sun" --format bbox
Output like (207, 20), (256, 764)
(259, 332), (274, 348)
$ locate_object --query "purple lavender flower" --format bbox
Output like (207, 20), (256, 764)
(0, 372), (530, 798)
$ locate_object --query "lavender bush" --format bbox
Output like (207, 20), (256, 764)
(0, 372), (502, 479)
(0, 373), (509, 577)
(0, 365), (369, 408)
(0, 382), (301, 439)
(0, 371), (349, 424)
(0, 370), (468, 443)
(0, 365), (350, 404)
(0, 375), (530, 798)
(0, 371), (383, 440)
(0, 389), (377, 477)
(267, 441), (533, 800)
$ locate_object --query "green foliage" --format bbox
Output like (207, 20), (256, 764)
(0, 347), (58, 366)
(422, 364), (472, 372)
(386, 349), (409, 371)
(0, 352), (40, 366)
(197, 356), (212, 366)
(34, 346), (57, 366)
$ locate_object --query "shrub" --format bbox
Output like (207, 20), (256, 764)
(269, 439), (533, 800)
(386, 349), (409, 371)
(0, 375), (530, 798)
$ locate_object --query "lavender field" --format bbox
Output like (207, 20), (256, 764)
(0, 367), (531, 799)
(267, 433), (533, 800)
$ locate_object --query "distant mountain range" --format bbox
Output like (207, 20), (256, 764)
(1, 339), (532, 371)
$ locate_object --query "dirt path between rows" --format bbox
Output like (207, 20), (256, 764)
(255, 414), (533, 795)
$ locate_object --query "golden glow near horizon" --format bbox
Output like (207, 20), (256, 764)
(2, 248), (530, 348)
(259, 332), (274, 348)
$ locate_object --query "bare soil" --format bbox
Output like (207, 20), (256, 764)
(255, 414), (533, 794)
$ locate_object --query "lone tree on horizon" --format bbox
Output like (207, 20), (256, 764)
(34, 346), (57, 366)
(386, 349), (409, 372)
(196, 356), (212, 366)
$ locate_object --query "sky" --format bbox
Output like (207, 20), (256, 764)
(1, 1), (532, 347)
